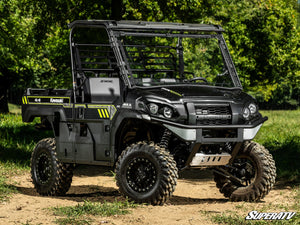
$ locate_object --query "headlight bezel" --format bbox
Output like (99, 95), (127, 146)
(148, 103), (159, 114)
(163, 106), (173, 119)
(248, 103), (257, 114)
(242, 107), (250, 120)
(242, 102), (259, 120)
(146, 102), (176, 119)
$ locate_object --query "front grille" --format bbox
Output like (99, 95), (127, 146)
(195, 104), (232, 125)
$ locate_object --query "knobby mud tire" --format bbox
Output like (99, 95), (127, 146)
(214, 141), (276, 202)
(115, 142), (178, 205)
(31, 138), (74, 196)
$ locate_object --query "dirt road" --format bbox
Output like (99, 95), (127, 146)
(0, 166), (296, 225)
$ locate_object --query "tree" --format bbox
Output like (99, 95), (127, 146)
(0, 0), (43, 112)
(0, 0), (124, 112)
(212, 0), (300, 105)
(0, 0), (299, 112)
(122, 0), (300, 106)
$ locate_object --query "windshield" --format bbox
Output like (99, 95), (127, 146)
(118, 33), (234, 88)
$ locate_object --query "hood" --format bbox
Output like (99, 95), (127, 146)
(130, 85), (250, 103)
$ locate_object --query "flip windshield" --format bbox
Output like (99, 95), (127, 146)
(118, 33), (234, 87)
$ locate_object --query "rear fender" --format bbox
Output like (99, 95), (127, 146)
(22, 105), (66, 136)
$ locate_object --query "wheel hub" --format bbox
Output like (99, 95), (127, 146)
(36, 153), (52, 184)
(232, 158), (256, 186)
(126, 157), (157, 193)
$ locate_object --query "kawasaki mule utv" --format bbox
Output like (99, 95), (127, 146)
(22, 20), (276, 205)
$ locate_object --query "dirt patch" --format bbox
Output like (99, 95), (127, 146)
(0, 166), (296, 225)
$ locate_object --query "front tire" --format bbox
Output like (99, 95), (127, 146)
(214, 141), (276, 201)
(115, 142), (178, 205)
(31, 138), (74, 196)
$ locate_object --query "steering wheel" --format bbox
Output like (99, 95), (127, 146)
(187, 77), (208, 83)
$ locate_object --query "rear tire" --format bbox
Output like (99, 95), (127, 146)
(31, 138), (74, 196)
(214, 141), (276, 201)
(115, 142), (178, 205)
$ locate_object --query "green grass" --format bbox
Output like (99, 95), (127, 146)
(256, 110), (300, 145)
(52, 199), (137, 225)
(54, 218), (91, 225)
(0, 111), (52, 201)
(0, 113), (52, 168)
(255, 110), (300, 183)
(8, 103), (21, 114)
(0, 176), (17, 201)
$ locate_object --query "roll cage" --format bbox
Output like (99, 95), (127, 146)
(68, 20), (242, 103)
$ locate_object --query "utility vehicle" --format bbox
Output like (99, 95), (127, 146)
(22, 20), (276, 205)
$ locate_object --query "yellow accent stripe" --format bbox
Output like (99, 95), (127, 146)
(27, 96), (70, 99)
(104, 109), (109, 118)
(87, 105), (117, 120)
(101, 109), (106, 118)
(98, 109), (103, 118)
(75, 104), (86, 108)
(22, 96), (28, 104)
(97, 108), (110, 119)
(88, 104), (112, 108)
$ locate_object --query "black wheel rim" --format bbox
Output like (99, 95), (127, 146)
(126, 157), (157, 193)
(36, 152), (53, 185)
(231, 156), (256, 186)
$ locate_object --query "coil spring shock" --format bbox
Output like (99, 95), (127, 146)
(160, 129), (172, 149)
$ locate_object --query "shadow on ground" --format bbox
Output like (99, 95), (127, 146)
(12, 167), (228, 205)
(11, 164), (295, 206)
(15, 184), (231, 205)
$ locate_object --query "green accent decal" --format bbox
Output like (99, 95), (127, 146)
(161, 87), (182, 97)
(89, 104), (117, 120)
(22, 96), (28, 104)
(170, 90), (182, 97)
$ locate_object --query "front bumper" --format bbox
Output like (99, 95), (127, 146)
(151, 116), (267, 143)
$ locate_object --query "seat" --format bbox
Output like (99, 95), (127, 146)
(85, 77), (120, 103)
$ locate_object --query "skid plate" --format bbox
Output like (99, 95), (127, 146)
(190, 153), (231, 166)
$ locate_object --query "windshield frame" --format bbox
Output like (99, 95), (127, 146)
(68, 20), (242, 90)
(112, 29), (242, 89)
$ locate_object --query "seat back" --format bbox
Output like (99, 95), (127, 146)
(86, 77), (120, 103)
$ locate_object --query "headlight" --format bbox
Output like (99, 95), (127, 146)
(248, 103), (257, 114)
(148, 103), (159, 114)
(242, 103), (258, 120)
(163, 107), (173, 118)
(243, 107), (250, 120)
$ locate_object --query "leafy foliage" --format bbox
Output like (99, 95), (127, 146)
(123, 0), (300, 106)
(0, 0), (299, 110)
(214, 0), (300, 106)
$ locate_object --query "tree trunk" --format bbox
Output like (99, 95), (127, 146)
(0, 67), (10, 113)
(0, 83), (9, 113)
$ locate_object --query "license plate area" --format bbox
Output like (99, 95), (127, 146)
(202, 128), (237, 138)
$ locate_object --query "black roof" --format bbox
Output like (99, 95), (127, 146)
(68, 20), (224, 32)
